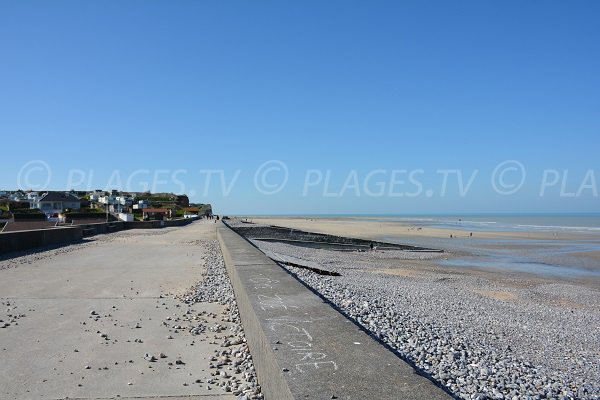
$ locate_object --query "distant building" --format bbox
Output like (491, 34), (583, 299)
(99, 195), (117, 205)
(115, 196), (133, 206)
(33, 192), (81, 215)
(118, 213), (134, 222)
(88, 190), (104, 202)
(27, 191), (40, 201)
(9, 191), (27, 202)
(183, 207), (200, 218)
(132, 200), (149, 210)
(142, 208), (168, 221)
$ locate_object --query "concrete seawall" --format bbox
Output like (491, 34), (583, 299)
(0, 226), (83, 254)
(79, 221), (126, 237)
(230, 224), (439, 251)
(217, 223), (451, 400)
(0, 217), (199, 255)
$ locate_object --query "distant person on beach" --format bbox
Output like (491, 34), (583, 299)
(370, 242), (374, 251)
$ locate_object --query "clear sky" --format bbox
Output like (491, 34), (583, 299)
(1, 1), (598, 214)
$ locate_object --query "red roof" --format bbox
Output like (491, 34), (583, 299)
(143, 208), (168, 213)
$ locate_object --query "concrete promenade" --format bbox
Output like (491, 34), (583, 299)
(1, 219), (452, 400)
(0, 221), (235, 400)
(217, 224), (450, 400)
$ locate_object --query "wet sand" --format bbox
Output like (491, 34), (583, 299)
(248, 217), (600, 288)
(232, 218), (600, 398)
(248, 216), (600, 242)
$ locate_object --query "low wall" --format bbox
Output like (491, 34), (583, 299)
(124, 220), (164, 229)
(217, 223), (450, 400)
(0, 217), (201, 255)
(228, 224), (439, 251)
(79, 221), (126, 237)
(124, 217), (198, 230)
(0, 226), (83, 254)
(163, 217), (198, 227)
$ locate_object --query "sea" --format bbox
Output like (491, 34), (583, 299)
(256, 213), (600, 278)
(311, 213), (600, 234)
(366, 214), (600, 279)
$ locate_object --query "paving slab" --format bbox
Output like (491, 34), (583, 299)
(217, 224), (451, 400)
(0, 221), (236, 400)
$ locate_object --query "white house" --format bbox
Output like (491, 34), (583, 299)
(33, 192), (81, 215)
(118, 213), (134, 222)
(26, 192), (41, 207)
(88, 190), (105, 202)
(99, 195), (117, 205)
(132, 199), (149, 210)
(9, 191), (27, 201)
(116, 196), (133, 206)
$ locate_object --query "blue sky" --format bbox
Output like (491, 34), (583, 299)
(1, 1), (598, 214)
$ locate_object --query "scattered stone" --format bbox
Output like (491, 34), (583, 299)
(177, 239), (262, 399)
(242, 222), (600, 400)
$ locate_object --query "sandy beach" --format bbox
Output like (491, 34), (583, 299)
(249, 217), (600, 283)
(248, 216), (600, 242)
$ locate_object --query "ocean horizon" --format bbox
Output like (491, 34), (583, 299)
(239, 213), (600, 233)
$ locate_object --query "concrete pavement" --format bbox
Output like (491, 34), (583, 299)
(0, 220), (236, 400)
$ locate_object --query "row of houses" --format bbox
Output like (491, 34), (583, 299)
(1, 190), (202, 220)
(0, 191), (83, 215)
(3, 191), (164, 215)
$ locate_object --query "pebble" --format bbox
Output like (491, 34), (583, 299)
(178, 239), (263, 400)
(240, 221), (600, 400)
